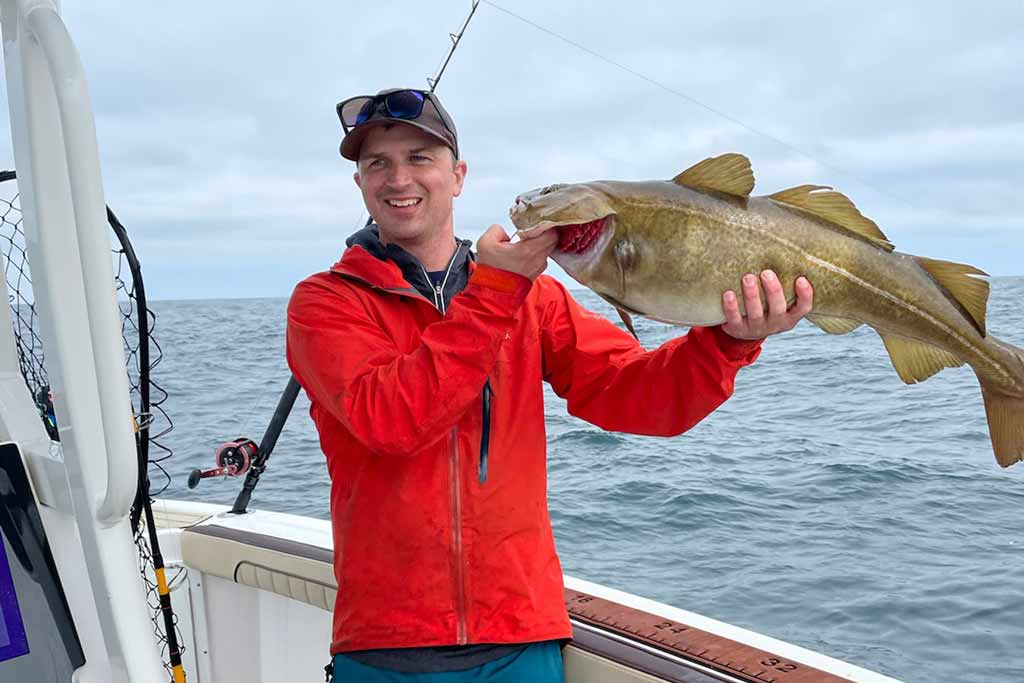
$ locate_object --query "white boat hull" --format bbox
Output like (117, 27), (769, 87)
(152, 499), (903, 683)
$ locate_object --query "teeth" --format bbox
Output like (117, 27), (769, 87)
(387, 199), (421, 207)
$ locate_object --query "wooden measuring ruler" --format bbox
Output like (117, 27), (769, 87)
(565, 589), (857, 683)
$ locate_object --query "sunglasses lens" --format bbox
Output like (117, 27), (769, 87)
(385, 90), (425, 119)
(355, 100), (376, 124)
(339, 97), (374, 128)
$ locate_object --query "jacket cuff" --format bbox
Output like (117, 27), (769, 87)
(468, 263), (533, 299)
(709, 324), (763, 363)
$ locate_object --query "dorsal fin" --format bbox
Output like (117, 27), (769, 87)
(915, 256), (990, 336)
(768, 185), (894, 252)
(878, 331), (965, 384)
(673, 153), (755, 197)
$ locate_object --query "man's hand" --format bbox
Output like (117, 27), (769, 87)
(721, 270), (813, 340)
(477, 224), (557, 281)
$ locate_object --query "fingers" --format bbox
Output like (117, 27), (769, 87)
(721, 289), (742, 327)
(516, 227), (557, 256)
(516, 226), (548, 241)
(789, 276), (814, 320)
(532, 228), (558, 251)
(515, 226), (557, 247)
(479, 223), (510, 246)
(761, 270), (788, 318)
(719, 270), (814, 340)
(524, 232), (557, 279)
(476, 223), (556, 280)
(742, 273), (764, 325)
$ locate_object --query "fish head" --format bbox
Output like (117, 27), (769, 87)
(509, 181), (620, 282)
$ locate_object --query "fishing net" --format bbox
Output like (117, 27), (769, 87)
(0, 171), (50, 428)
(0, 171), (185, 682)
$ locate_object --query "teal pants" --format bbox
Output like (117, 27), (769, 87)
(329, 642), (564, 682)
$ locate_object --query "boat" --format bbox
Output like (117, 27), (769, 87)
(0, 2), (906, 681)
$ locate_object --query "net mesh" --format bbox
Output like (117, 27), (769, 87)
(0, 172), (184, 681)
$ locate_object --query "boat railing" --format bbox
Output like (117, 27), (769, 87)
(21, 2), (139, 525)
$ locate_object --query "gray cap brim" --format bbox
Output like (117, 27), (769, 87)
(340, 118), (456, 162)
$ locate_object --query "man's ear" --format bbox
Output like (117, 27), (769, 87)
(452, 159), (467, 197)
(353, 170), (362, 189)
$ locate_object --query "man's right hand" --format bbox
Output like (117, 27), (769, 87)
(476, 224), (557, 281)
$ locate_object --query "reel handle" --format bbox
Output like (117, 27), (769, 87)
(186, 438), (259, 489)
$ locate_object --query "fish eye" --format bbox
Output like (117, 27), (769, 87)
(539, 183), (566, 196)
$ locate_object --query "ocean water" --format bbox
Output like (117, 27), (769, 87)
(152, 278), (1024, 683)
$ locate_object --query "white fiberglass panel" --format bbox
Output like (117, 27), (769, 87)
(200, 574), (331, 683)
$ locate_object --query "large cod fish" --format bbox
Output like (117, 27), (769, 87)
(509, 153), (1024, 467)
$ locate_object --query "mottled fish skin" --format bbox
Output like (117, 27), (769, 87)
(510, 161), (1024, 467)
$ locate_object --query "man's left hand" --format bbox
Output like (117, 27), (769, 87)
(721, 270), (813, 340)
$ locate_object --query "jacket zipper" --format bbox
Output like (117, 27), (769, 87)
(422, 247), (467, 643)
(414, 243), (471, 641)
(419, 242), (462, 314)
(450, 426), (468, 644)
(418, 245), (493, 485)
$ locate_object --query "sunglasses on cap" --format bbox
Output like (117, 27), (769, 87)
(336, 89), (454, 137)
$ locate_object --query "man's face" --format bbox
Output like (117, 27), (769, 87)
(354, 124), (467, 248)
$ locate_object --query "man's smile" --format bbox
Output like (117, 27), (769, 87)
(385, 197), (422, 208)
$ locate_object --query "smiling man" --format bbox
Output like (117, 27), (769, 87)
(286, 87), (813, 683)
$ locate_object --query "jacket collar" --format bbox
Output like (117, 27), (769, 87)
(331, 223), (474, 310)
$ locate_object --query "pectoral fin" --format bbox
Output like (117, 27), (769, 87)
(615, 308), (639, 341)
(807, 314), (863, 335)
(878, 332), (964, 384)
(596, 293), (642, 342)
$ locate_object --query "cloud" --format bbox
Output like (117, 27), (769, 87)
(1, 0), (1020, 299)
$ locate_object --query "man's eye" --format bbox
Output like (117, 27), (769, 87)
(410, 155), (430, 163)
(368, 159), (385, 169)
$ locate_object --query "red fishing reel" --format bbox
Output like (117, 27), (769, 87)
(187, 438), (259, 489)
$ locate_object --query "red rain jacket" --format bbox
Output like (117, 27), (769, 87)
(286, 245), (762, 654)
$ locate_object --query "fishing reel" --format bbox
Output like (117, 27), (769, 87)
(187, 438), (259, 489)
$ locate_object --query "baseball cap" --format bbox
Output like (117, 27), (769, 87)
(337, 88), (459, 161)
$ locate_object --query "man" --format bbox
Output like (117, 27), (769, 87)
(286, 88), (813, 682)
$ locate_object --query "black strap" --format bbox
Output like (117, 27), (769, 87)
(324, 660), (334, 682)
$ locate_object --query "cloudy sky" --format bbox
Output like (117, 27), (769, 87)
(3, 1), (1022, 300)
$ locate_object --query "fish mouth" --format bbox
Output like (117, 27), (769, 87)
(516, 215), (612, 257)
(515, 215), (614, 282)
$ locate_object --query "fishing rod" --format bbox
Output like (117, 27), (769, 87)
(229, 376), (301, 514)
(185, 375), (301, 515)
(428, 0), (481, 93)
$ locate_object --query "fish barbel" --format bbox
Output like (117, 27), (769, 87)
(509, 153), (1024, 467)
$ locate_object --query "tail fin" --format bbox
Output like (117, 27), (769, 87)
(981, 387), (1024, 467)
(980, 340), (1024, 467)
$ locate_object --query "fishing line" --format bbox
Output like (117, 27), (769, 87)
(480, 0), (916, 209)
(227, 379), (288, 441)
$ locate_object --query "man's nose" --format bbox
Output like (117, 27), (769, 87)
(385, 162), (413, 187)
